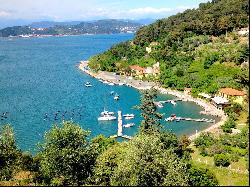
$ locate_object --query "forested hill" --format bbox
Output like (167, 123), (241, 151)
(89, 0), (249, 95)
(0, 19), (142, 37)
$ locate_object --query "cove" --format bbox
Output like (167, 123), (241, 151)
(0, 34), (218, 153)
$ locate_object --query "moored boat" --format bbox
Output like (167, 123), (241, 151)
(114, 93), (119, 100)
(98, 109), (116, 121)
(85, 82), (92, 87)
(123, 123), (135, 128)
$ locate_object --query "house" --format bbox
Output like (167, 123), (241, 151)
(238, 28), (249, 35)
(184, 88), (192, 95)
(211, 96), (230, 110)
(129, 62), (160, 78)
(129, 65), (145, 77)
(218, 88), (246, 104)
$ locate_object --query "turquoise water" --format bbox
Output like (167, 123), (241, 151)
(0, 34), (218, 153)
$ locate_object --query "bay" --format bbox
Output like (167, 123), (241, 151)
(0, 34), (218, 153)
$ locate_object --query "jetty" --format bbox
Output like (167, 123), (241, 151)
(110, 111), (133, 140)
(165, 115), (215, 123)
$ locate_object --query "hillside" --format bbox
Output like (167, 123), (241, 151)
(0, 19), (142, 37)
(88, 0), (249, 95)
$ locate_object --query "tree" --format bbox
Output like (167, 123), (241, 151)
(90, 134), (117, 155)
(110, 134), (189, 186)
(188, 165), (219, 186)
(91, 143), (126, 186)
(194, 132), (216, 147)
(0, 124), (20, 180)
(136, 88), (163, 134)
(38, 121), (95, 185)
(221, 117), (236, 133)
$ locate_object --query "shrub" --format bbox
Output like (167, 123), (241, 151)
(214, 153), (231, 167)
(221, 118), (236, 133)
(194, 132), (215, 147)
(208, 144), (225, 156)
(188, 165), (219, 186)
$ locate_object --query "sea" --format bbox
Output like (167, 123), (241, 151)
(0, 34), (219, 153)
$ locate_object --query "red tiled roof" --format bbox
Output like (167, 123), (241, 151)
(219, 88), (245, 96)
(130, 65), (145, 71)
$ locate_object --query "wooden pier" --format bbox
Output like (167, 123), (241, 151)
(110, 111), (133, 140)
(165, 116), (215, 123)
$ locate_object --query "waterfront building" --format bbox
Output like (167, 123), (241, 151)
(218, 88), (246, 105)
(211, 96), (230, 110)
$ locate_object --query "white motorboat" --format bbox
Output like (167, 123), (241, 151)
(108, 82), (115, 86)
(123, 123), (135, 128)
(170, 100), (177, 106)
(123, 114), (135, 118)
(165, 117), (173, 122)
(85, 82), (92, 87)
(98, 109), (116, 121)
(124, 116), (134, 120)
(155, 102), (163, 108)
(98, 115), (116, 121)
(114, 93), (119, 100)
(101, 110), (115, 116)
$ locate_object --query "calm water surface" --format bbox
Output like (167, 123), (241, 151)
(0, 34), (218, 153)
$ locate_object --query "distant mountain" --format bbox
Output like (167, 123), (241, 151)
(0, 19), (32, 29)
(0, 19), (143, 37)
(29, 21), (82, 28)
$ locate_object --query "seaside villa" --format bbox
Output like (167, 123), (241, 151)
(129, 62), (160, 78)
(218, 88), (246, 105)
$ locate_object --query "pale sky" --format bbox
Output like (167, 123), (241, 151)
(0, 0), (209, 21)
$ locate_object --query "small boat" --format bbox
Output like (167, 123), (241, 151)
(114, 93), (119, 100)
(85, 82), (92, 87)
(98, 115), (116, 121)
(101, 111), (115, 115)
(165, 117), (174, 122)
(123, 123), (135, 128)
(108, 82), (115, 86)
(155, 102), (163, 108)
(123, 114), (135, 118)
(170, 100), (177, 106)
(110, 91), (115, 95)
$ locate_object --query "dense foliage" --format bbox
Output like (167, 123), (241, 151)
(0, 89), (219, 186)
(89, 0), (249, 94)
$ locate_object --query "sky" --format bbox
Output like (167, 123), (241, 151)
(0, 0), (208, 27)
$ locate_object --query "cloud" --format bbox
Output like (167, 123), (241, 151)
(128, 7), (172, 15)
(0, 10), (11, 17)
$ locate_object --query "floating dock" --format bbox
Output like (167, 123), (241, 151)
(110, 111), (133, 140)
(165, 116), (215, 123)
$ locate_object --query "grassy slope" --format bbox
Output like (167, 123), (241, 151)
(190, 146), (249, 186)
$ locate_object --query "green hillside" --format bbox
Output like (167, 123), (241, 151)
(89, 0), (249, 95)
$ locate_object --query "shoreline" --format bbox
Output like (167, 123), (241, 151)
(78, 61), (227, 140)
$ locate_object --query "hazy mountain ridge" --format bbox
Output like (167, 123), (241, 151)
(0, 19), (143, 37)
